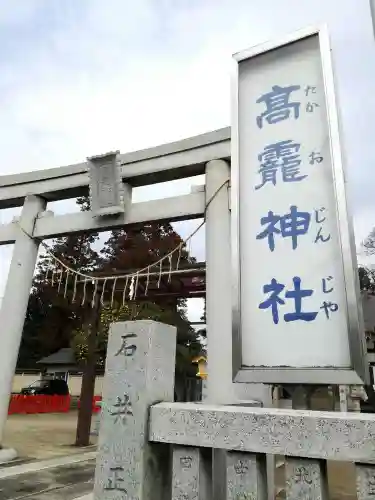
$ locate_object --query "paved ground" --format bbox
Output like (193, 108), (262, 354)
(328, 461), (357, 500)
(3, 411), (97, 460)
(0, 459), (95, 500)
(0, 458), (357, 500)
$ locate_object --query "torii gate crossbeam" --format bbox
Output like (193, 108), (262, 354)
(0, 128), (267, 463)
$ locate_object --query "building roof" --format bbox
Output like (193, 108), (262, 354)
(37, 348), (76, 366)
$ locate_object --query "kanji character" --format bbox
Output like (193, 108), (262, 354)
(104, 467), (127, 492)
(259, 277), (318, 324)
(295, 466), (313, 484)
(115, 334), (137, 357)
(284, 277), (318, 322)
(110, 394), (133, 424)
(259, 278), (285, 324)
(255, 140), (306, 190)
(256, 206), (311, 251)
(256, 84), (301, 128)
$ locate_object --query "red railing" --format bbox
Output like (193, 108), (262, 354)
(93, 395), (102, 413)
(77, 395), (102, 413)
(8, 395), (71, 415)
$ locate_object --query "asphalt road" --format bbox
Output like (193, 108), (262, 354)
(0, 459), (95, 500)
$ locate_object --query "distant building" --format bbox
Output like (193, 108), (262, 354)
(37, 348), (78, 381)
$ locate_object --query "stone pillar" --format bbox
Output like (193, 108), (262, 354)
(285, 457), (328, 500)
(93, 320), (176, 500)
(356, 464), (375, 500)
(171, 446), (211, 500)
(205, 159), (272, 405)
(205, 158), (233, 405)
(0, 195), (46, 454)
(226, 451), (267, 500)
(339, 384), (349, 412)
(349, 385), (367, 412)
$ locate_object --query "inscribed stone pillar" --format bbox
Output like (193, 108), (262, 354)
(285, 457), (328, 500)
(356, 464), (375, 500)
(226, 451), (267, 500)
(171, 445), (211, 500)
(93, 320), (176, 500)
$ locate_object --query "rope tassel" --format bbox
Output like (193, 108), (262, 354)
(64, 270), (70, 298)
(34, 180), (230, 305)
(122, 276), (129, 307)
(81, 279), (87, 307)
(91, 280), (98, 308)
(101, 278), (107, 306)
(111, 277), (118, 309)
(72, 274), (78, 303)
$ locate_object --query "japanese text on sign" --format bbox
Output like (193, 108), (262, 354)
(255, 83), (338, 325)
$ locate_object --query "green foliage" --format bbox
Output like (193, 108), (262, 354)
(359, 228), (375, 293)
(19, 196), (202, 376)
(359, 266), (375, 293)
(363, 228), (375, 257)
(18, 197), (99, 367)
(73, 298), (200, 376)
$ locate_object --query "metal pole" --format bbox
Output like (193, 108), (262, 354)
(0, 195), (46, 453)
(370, 0), (375, 38)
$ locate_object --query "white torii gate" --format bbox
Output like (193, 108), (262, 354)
(0, 127), (269, 461)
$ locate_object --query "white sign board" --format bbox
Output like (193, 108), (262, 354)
(231, 27), (368, 384)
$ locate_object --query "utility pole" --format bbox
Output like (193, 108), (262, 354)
(370, 0), (375, 37)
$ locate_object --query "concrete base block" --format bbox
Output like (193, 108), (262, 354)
(0, 448), (17, 464)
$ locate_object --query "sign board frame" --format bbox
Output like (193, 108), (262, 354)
(88, 150), (125, 218)
(231, 25), (368, 385)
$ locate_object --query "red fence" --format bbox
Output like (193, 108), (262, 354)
(8, 395), (71, 415)
(93, 396), (102, 413)
(77, 396), (102, 413)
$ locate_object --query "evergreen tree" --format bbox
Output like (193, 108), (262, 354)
(101, 222), (200, 345)
(359, 266), (375, 293)
(18, 196), (100, 367)
(99, 221), (201, 371)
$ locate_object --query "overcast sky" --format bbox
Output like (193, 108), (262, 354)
(0, 0), (374, 322)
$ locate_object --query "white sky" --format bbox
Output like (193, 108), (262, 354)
(0, 0), (375, 323)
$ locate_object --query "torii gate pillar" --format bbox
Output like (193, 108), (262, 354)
(205, 159), (271, 405)
(0, 195), (46, 459)
(205, 159), (274, 500)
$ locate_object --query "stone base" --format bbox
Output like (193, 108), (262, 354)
(0, 448), (17, 464)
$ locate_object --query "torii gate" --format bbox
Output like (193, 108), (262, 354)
(0, 127), (266, 461)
